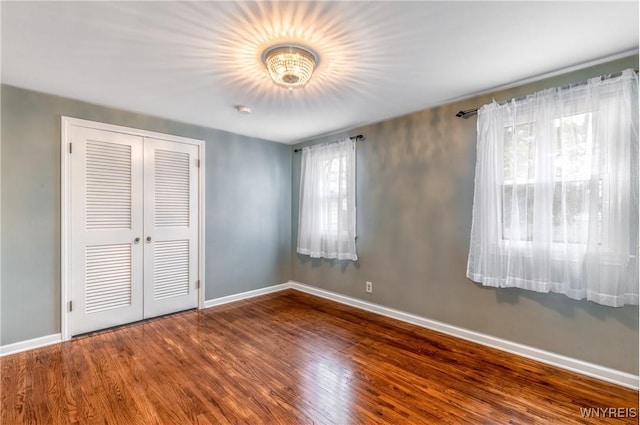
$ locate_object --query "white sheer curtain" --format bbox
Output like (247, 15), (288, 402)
(297, 138), (357, 261)
(467, 69), (638, 307)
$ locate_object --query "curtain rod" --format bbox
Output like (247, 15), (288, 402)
(294, 134), (365, 153)
(455, 68), (639, 119)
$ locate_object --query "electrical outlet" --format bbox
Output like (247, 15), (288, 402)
(366, 281), (373, 293)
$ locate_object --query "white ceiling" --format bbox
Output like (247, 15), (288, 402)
(2, 1), (638, 144)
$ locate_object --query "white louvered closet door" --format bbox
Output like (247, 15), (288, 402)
(70, 127), (144, 335)
(142, 138), (199, 318)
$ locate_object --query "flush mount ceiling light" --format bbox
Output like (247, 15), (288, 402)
(261, 44), (319, 89)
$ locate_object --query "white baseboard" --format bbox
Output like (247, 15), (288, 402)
(0, 333), (62, 356)
(203, 283), (291, 309)
(287, 280), (639, 390)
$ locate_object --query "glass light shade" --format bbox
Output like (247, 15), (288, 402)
(262, 45), (318, 89)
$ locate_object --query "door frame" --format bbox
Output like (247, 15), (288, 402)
(61, 117), (206, 341)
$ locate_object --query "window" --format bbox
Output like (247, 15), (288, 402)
(502, 113), (602, 245)
(297, 138), (357, 261)
(467, 69), (638, 307)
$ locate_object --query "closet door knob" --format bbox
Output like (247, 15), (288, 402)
(146, 236), (152, 243)
(133, 237), (140, 244)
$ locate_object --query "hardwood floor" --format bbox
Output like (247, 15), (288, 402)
(1, 290), (638, 424)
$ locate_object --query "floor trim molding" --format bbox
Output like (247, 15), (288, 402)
(1, 333), (62, 356)
(203, 283), (291, 309)
(286, 280), (639, 390)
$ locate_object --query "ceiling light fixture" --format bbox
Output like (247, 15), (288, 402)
(261, 44), (318, 89)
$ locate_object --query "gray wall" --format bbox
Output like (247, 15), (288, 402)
(291, 56), (639, 374)
(1, 85), (291, 345)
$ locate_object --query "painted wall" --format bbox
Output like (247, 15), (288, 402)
(1, 85), (291, 345)
(291, 56), (640, 374)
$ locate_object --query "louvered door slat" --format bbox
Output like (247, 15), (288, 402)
(86, 140), (132, 230)
(85, 244), (132, 313)
(154, 149), (190, 228)
(153, 240), (189, 300)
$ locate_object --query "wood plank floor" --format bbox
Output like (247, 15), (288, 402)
(1, 290), (638, 424)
